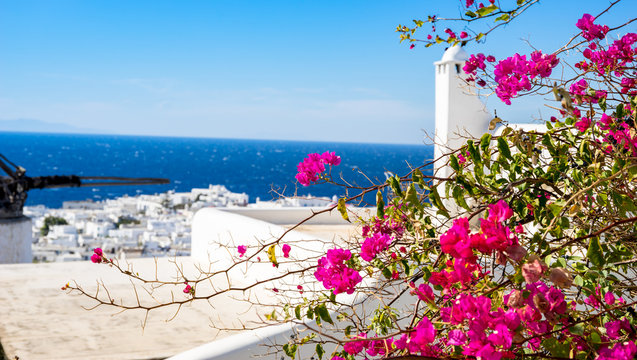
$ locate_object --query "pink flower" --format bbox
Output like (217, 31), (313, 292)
(605, 291), (616, 305)
(597, 341), (637, 360)
(237, 245), (247, 257)
(448, 329), (466, 346)
(93, 248), (103, 256)
(295, 152), (340, 186)
(406, 317), (436, 353)
(90, 253), (102, 263)
(576, 13), (609, 41)
(410, 44), (415, 49)
(487, 200), (513, 223)
(282, 244), (291, 258)
(183, 283), (192, 294)
(360, 233), (392, 261)
(598, 113), (614, 130)
(605, 319), (630, 340)
(314, 248), (362, 295)
(514, 224), (524, 234)
(440, 217), (475, 260)
(487, 323), (513, 348)
(460, 31), (468, 39)
(492, 51), (558, 105)
(320, 151), (341, 166)
(414, 283), (435, 303)
(458, 153), (467, 165)
(344, 333), (367, 355)
(569, 79), (588, 96)
(574, 117), (591, 132)
(463, 53), (487, 75)
(465, 0), (474, 6)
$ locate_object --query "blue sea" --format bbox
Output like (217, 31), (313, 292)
(0, 132), (433, 208)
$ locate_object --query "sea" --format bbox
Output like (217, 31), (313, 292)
(0, 132), (433, 208)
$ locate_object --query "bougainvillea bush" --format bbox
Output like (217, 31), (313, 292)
(69, 1), (636, 359)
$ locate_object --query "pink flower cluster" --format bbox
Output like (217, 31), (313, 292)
(361, 214), (405, 239)
(237, 245), (247, 257)
(579, 33), (637, 78)
(493, 51), (559, 105)
(598, 341), (637, 360)
(90, 248), (103, 263)
(360, 232), (392, 261)
(576, 14), (609, 41)
(462, 53), (495, 76)
(295, 151), (341, 186)
(314, 248), (361, 295)
(343, 317), (439, 357)
(430, 200), (526, 293)
(441, 293), (518, 358)
(438, 200), (520, 264)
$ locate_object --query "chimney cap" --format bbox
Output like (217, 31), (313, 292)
(438, 45), (469, 63)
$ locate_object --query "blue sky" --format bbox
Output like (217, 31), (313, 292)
(0, 1), (633, 144)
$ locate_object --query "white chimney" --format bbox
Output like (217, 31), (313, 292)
(434, 45), (491, 178)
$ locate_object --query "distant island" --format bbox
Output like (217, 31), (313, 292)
(0, 119), (100, 134)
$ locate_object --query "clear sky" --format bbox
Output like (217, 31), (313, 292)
(0, 1), (634, 144)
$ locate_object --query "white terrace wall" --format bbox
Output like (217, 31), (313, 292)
(0, 217), (32, 264)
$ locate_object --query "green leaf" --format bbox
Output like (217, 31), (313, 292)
(389, 175), (403, 196)
(542, 337), (570, 358)
(548, 202), (563, 217)
(283, 343), (298, 359)
(450, 154), (460, 172)
(376, 190), (385, 218)
(598, 96), (607, 112)
(452, 185), (470, 210)
(587, 237), (605, 268)
(428, 186), (449, 218)
(588, 331), (602, 344)
(616, 103), (625, 118)
(315, 344), (324, 360)
(476, 4), (498, 16)
(315, 304), (334, 325)
(412, 169), (423, 185)
(495, 13), (510, 22)
(480, 133), (492, 154)
(467, 140), (481, 164)
(295, 305), (302, 320)
(570, 323), (585, 336)
(405, 183), (423, 211)
(465, 10), (477, 18)
(497, 137), (512, 160)
(337, 197), (350, 222)
(475, 32), (485, 41)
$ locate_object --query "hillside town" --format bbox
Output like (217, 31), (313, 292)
(25, 185), (335, 263)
